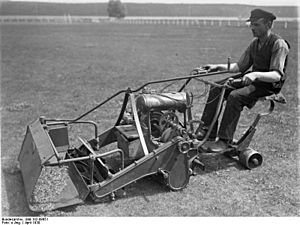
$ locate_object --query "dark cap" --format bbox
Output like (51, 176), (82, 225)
(246, 9), (276, 22)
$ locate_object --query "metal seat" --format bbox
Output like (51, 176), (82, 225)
(259, 92), (287, 104)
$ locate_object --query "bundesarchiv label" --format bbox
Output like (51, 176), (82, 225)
(2, 217), (48, 225)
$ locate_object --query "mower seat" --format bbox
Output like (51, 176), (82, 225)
(259, 92), (287, 104)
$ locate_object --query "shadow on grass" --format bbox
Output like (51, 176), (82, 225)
(197, 152), (246, 174)
(2, 166), (85, 217)
(84, 153), (246, 206)
(82, 175), (170, 207)
(2, 163), (169, 216)
(2, 151), (246, 216)
(1, 165), (36, 216)
(1, 156), (82, 217)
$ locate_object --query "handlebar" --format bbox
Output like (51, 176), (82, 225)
(69, 70), (242, 124)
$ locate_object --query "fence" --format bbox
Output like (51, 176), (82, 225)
(0, 15), (298, 29)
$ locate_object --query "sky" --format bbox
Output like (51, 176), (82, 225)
(8, 0), (299, 7)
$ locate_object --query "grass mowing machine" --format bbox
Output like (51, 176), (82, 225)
(18, 64), (281, 212)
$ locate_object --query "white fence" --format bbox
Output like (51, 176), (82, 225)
(0, 15), (298, 28)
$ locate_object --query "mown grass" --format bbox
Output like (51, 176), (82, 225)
(1, 22), (298, 216)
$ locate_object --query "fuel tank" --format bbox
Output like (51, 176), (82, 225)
(136, 92), (188, 113)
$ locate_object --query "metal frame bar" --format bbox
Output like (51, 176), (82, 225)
(236, 99), (275, 146)
(92, 139), (183, 199)
(43, 119), (98, 139)
(130, 93), (149, 155)
(44, 148), (124, 169)
(197, 85), (227, 149)
(115, 91), (130, 126)
(67, 71), (233, 123)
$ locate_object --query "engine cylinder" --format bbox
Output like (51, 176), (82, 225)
(136, 92), (188, 113)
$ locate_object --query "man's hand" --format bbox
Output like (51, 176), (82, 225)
(242, 72), (257, 86)
(191, 67), (207, 74)
(192, 62), (239, 74)
(202, 64), (219, 72)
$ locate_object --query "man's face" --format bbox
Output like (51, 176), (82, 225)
(250, 18), (270, 38)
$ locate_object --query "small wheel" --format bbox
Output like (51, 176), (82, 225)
(238, 148), (263, 169)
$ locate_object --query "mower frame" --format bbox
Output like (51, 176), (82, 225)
(18, 68), (277, 211)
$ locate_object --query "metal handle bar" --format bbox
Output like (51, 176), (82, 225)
(69, 70), (234, 124)
(42, 118), (98, 139)
(44, 148), (124, 169)
(197, 85), (227, 149)
(131, 70), (230, 93)
(69, 89), (127, 124)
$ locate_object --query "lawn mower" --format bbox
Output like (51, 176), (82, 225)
(18, 61), (282, 212)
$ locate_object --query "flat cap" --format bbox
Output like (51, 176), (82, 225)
(246, 9), (276, 22)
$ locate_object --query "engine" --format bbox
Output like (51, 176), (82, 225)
(135, 92), (190, 143)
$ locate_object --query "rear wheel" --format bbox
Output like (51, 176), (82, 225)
(238, 148), (263, 169)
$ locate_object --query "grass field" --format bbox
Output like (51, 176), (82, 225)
(1, 22), (299, 216)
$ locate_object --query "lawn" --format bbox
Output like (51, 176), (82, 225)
(1, 22), (299, 216)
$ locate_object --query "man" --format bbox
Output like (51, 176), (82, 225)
(196, 9), (290, 152)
